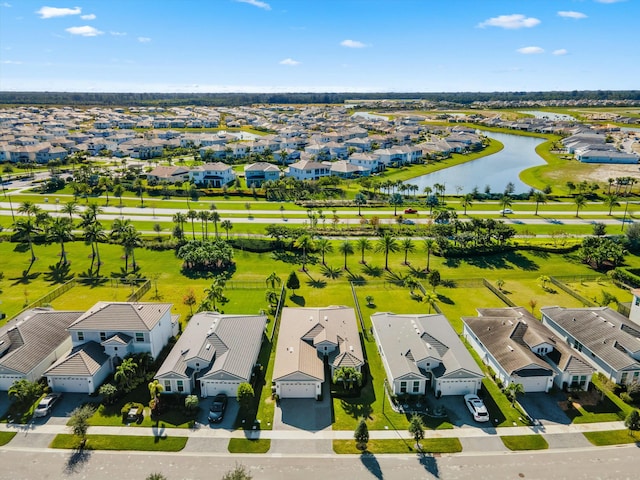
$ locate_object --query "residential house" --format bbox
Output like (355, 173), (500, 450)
(463, 308), (594, 392)
(330, 160), (368, 179)
(189, 162), (236, 188)
(371, 313), (484, 397)
(0, 308), (83, 390)
(273, 306), (364, 399)
(541, 306), (640, 386)
(285, 159), (331, 181)
(155, 312), (266, 397)
(146, 165), (190, 184)
(244, 162), (281, 187)
(45, 302), (178, 393)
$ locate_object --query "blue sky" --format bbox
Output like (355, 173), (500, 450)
(0, 0), (637, 93)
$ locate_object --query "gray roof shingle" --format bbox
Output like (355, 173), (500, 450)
(69, 302), (171, 332)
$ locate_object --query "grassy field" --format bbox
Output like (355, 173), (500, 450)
(500, 435), (549, 451)
(50, 433), (187, 451)
(332, 438), (462, 454)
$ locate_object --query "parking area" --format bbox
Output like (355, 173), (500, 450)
(430, 395), (486, 428)
(274, 381), (332, 431)
(196, 396), (239, 430)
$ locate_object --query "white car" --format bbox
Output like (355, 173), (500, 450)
(464, 394), (489, 422)
(498, 208), (514, 214)
(34, 393), (62, 418)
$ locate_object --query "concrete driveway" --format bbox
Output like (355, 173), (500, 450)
(430, 394), (486, 428)
(30, 393), (95, 426)
(196, 396), (239, 430)
(518, 391), (571, 426)
(273, 381), (332, 432)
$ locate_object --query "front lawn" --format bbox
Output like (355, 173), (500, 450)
(0, 431), (17, 446)
(50, 433), (187, 451)
(501, 434), (549, 451)
(583, 430), (639, 446)
(332, 438), (462, 454)
(228, 438), (271, 453)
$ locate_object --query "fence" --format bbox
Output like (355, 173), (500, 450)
(12, 279), (78, 320)
(127, 279), (151, 303)
(350, 282), (366, 336)
(549, 277), (596, 307)
(483, 278), (517, 307)
(269, 283), (286, 342)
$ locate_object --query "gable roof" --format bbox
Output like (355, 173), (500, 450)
(69, 302), (171, 332)
(0, 308), (83, 375)
(155, 312), (266, 382)
(45, 341), (110, 376)
(541, 306), (640, 371)
(371, 313), (483, 382)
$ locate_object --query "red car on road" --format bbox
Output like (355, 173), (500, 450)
(404, 208), (418, 214)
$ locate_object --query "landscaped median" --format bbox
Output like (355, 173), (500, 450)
(0, 431), (17, 446)
(50, 433), (187, 451)
(333, 438), (462, 454)
(228, 438), (271, 453)
(583, 430), (639, 446)
(500, 434), (548, 451)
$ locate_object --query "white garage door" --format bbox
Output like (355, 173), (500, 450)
(51, 377), (90, 393)
(517, 376), (548, 393)
(201, 380), (241, 398)
(0, 376), (23, 391)
(279, 382), (316, 398)
(438, 380), (477, 396)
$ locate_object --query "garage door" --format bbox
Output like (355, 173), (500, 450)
(201, 380), (241, 398)
(0, 376), (23, 391)
(51, 377), (90, 393)
(517, 376), (548, 393)
(279, 382), (316, 398)
(438, 380), (477, 396)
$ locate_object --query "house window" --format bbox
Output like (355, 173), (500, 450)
(77, 332), (84, 341)
(413, 381), (420, 393)
(573, 340), (583, 352)
(164, 380), (171, 392)
(100, 332), (106, 341)
(621, 373), (628, 384)
(580, 376), (587, 387)
(633, 372), (640, 382)
(135, 332), (144, 343)
(177, 380), (184, 393)
(400, 381), (407, 393)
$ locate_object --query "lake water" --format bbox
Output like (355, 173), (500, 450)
(406, 132), (546, 195)
(352, 112), (389, 121)
(217, 130), (262, 140)
(519, 110), (577, 121)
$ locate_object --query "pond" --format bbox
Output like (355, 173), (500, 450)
(519, 110), (577, 122)
(351, 112), (389, 121)
(406, 132), (546, 195)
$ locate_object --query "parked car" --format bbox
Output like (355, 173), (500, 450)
(34, 393), (62, 418)
(402, 219), (415, 225)
(464, 394), (489, 422)
(404, 208), (418, 214)
(208, 393), (228, 423)
(498, 208), (514, 214)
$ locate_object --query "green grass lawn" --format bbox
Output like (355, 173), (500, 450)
(500, 435), (549, 451)
(0, 431), (17, 446)
(50, 433), (187, 451)
(227, 438), (271, 453)
(583, 430), (640, 446)
(333, 438), (462, 454)
(564, 279), (632, 307)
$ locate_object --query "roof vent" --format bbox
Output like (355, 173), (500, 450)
(324, 316), (328, 321)
(137, 305), (144, 311)
(350, 346), (354, 352)
(310, 316), (314, 321)
(206, 343), (211, 350)
(507, 345), (514, 352)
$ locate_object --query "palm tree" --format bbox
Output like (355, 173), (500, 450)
(408, 414), (425, 449)
(423, 238), (436, 272)
(356, 238), (371, 264)
(400, 238), (415, 265)
(133, 178), (145, 207)
(423, 291), (438, 313)
(210, 210), (221, 238)
(316, 238), (333, 265)
(505, 382), (525, 407)
(120, 225), (142, 272)
(603, 193), (620, 216)
(499, 194), (513, 217)
(98, 175), (113, 205)
(18, 201), (40, 218)
(375, 233), (399, 270)
(203, 277), (226, 311)
(113, 183), (125, 207)
(13, 218), (41, 268)
(114, 357), (138, 391)
(198, 210), (209, 238)
(338, 240), (354, 270)
(574, 194), (587, 217)
(173, 212), (187, 233)
(354, 193), (367, 216)
(187, 210), (198, 239)
(47, 217), (74, 265)
(532, 191), (546, 216)
(265, 272), (282, 290)
(61, 200), (79, 220)
(294, 234), (315, 272)
(84, 220), (106, 271)
(389, 193), (403, 216)
(221, 219), (233, 239)
(461, 193), (473, 215)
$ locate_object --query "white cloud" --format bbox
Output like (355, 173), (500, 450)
(2, 60), (22, 64)
(138, 37), (151, 43)
(65, 25), (103, 37)
(558, 11), (587, 19)
(478, 14), (540, 29)
(517, 46), (545, 54)
(1, 3), (12, 8)
(341, 39), (367, 48)
(236, 0), (271, 10)
(595, 0), (626, 3)
(553, 49), (568, 55)
(279, 58), (300, 66)
(110, 31), (127, 36)
(80, 13), (95, 20)
(36, 6), (81, 19)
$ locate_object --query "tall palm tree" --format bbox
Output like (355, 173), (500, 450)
(354, 193), (367, 216)
(423, 291), (438, 313)
(400, 238), (416, 265)
(338, 240), (354, 270)
(172, 212), (187, 234)
(210, 210), (221, 238)
(114, 357), (138, 390)
(574, 194), (587, 217)
(265, 272), (282, 290)
(294, 234), (315, 272)
(220, 219), (233, 239)
(187, 210), (198, 239)
(499, 194), (513, 217)
(84, 220), (106, 271)
(98, 175), (113, 205)
(423, 238), (436, 272)
(603, 193), (620, 216)
(61, 200), (79, 220)
(316, 238), (333, 265)
(375, 233), (399, 270)
(113, 183), (125, 207)
(18, 201), (40, 218)
(198, 210), (209, 238)
(133, 178), (145, 207)
(389, 193), (403, 216)
(356, 238), (371, 264)
(461, 193), (473, 215)
(13, 218), (41, 269)
(120, 225), (142, 272)
(532, 191), (546, 216)
(47, 217), (74, 265)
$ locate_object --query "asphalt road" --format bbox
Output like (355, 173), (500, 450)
(1, 443), (639, 480)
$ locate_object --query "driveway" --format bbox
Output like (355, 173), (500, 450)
(196, 397), (239, 430)
(273, 380), (332, 431)
(518, 391), (571, 426)
(430, 395), (483, 428)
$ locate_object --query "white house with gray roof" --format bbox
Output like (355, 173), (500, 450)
(541, 306), (640, 386)
(464, 308), (594, 392)
(0, 308), (83, 390)
(371, 313), (484, 397)
(44, 302), (178, 393)
(273, 306), (364, 399)
(155, 312), (266, 397)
